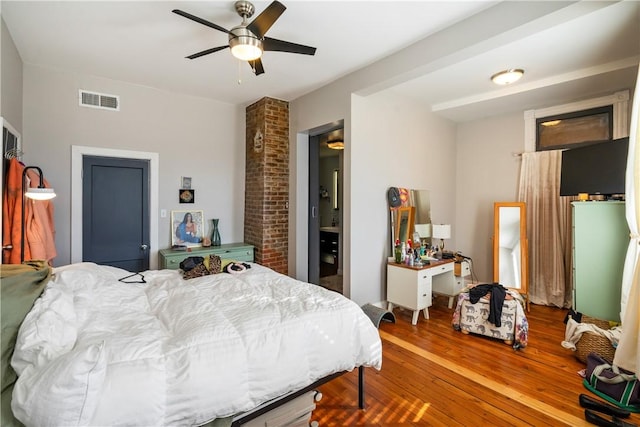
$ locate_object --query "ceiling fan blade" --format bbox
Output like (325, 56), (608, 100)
(246, 1), (286, 39)
(186, 45), (229, 60)
(249, 58), (265, 76)
(263, 37), (316, 55)
(172, 9), (230, 34)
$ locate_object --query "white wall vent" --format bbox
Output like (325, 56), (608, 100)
(79, 90), (120, 111)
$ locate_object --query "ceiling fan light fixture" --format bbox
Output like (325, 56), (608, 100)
(174, 1), (317, 76)
(491, 68), (524, 85)
(230, 35), (263, 61)
(327, 140), (344, 150)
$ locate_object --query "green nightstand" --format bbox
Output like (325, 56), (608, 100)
(159, 243), (254, 270)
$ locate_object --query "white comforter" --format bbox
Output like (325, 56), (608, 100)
(11, 262), (382, 427)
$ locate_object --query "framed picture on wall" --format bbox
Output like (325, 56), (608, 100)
(181, 176), (192, 189)
(179, 189), (195, 203)
(171, 210), (204, 247)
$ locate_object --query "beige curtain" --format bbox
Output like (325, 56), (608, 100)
(518, 150), (573, 307)
(613, 65), (640, 374)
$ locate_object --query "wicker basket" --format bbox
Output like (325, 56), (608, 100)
(575, 315), (616, 364)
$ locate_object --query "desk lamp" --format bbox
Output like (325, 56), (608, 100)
(432, 224), (451, 252)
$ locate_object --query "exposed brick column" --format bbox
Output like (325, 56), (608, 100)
(244, 97), (289, 273)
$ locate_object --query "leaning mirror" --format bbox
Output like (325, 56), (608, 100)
(493, 202), (528, 307)
(391, 206), (415, 246)
(411, 189), (431, 246)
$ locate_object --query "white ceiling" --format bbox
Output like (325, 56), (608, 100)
(2, 1), (639, 123)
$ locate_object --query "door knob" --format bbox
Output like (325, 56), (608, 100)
(140, 244), (148, 251)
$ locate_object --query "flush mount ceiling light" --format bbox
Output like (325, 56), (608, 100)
(491, 69), (524, 85)
(327, 140), (344, 150)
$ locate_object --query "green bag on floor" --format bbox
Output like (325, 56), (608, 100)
(584, 352), (640, 413)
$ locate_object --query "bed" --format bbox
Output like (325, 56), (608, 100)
(2, 261), (382, 427)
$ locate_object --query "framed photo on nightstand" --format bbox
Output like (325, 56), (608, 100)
(171, 210), (204, 247)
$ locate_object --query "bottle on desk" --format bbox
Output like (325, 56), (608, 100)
(394, 240), (402, 263)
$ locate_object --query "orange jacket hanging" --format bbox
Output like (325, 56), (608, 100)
(2, 158), (56, 264)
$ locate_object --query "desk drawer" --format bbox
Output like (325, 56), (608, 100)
(417, 279), (432, 309)
(431, 262), (454, 274)
(455, 261), (471, 277)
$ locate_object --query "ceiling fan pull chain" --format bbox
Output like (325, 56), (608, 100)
(238, 59), (243, 85)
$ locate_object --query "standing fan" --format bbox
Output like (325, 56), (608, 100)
(173, 0), (316, 75)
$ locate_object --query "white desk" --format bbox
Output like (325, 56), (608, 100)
(386, 259), (455, 325)
(441, 260), (471, 308)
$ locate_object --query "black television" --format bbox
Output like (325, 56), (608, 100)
(559, 137), (628, 197)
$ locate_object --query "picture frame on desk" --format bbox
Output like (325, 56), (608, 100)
(171, 210), (204, 248)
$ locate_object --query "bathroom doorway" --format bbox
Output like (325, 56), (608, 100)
(308, 127), (343, 294)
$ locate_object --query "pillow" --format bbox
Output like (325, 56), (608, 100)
(11, 342), (106, 427)
(0, 262), (50, 394)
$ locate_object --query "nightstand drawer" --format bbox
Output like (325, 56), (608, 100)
(213, 248), (254, 262)
(159, 243), (254, 270)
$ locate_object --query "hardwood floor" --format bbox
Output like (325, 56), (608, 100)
(312, 295), (640, 426)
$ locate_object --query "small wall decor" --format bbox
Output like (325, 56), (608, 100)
(179, 189), (195, 203)
(181, 176), (192, 189)
(171, 210), (204, 247)
(253, 129), (264, 153)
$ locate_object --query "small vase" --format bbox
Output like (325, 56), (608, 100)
(210, 219), (221, 246)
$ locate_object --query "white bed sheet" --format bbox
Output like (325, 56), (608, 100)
(11, 262), (382, 427)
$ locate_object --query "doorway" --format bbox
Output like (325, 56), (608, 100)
(308, 127), (344, 293)
(71, 146), (159, 269)
(82, 156), (150, 271)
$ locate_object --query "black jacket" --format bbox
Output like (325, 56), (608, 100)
(469, 283), (507, 327)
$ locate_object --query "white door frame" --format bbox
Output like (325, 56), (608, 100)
(71, 145), (159, 269)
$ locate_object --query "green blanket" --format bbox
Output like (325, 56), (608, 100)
(1, 261), (51, 426)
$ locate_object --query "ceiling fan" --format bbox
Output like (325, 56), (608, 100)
(172, 0), (317, 76)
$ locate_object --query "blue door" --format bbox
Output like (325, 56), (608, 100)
(82, 156), (150, 271)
